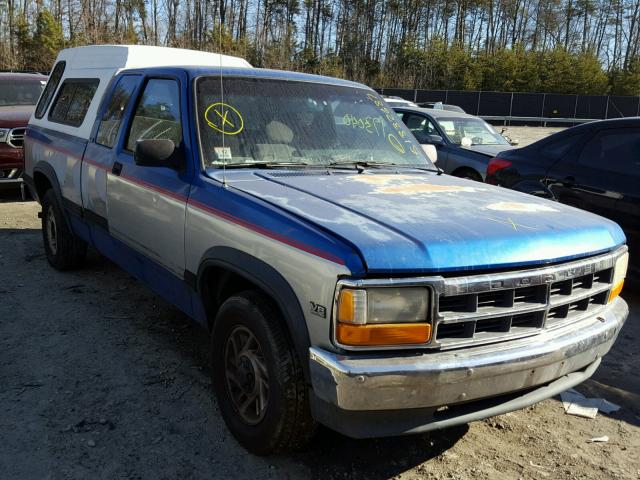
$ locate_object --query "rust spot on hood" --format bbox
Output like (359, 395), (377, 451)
(485, 201), (558, 213)
(379, 183), (478, 194)
(351, 175), (480, 195)
(351, 174), (418, 185)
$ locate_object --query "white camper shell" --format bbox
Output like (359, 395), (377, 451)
(29, 45), (251, 139)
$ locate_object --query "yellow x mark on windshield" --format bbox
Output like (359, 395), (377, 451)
(214, 108), (235, 128)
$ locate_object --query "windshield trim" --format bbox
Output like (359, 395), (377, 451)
(192, 72), (367, 92)
(193, 75), (432, 174)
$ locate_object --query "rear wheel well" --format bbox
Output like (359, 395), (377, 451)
(200, 266), (269, 331)
(33, 171), (53, 201)
(452, 166), (483, 182)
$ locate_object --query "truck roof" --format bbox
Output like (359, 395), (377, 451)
(129, 66), (368, 90)
(57, 45), (252, 72)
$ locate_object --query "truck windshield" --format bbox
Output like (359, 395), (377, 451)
(196, 76), (432, 169)
(0, 79), (45, 106)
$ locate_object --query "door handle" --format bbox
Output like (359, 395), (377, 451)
(112, 161), (123, 176)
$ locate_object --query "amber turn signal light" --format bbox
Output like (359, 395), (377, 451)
(336, 323), (432, 346)
(338, 288), (366, 324)
(609, 252), (628, 303)
(609, 280), (624, 303)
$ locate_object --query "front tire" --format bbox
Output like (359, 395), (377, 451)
(41, 189), (87, 271)
(211, 291), (316, 454)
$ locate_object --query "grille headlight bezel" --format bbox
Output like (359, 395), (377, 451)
(337, 287), (430, 325)
(334, 284), (435, 349)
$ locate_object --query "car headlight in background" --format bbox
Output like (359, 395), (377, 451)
(0, 128), (9, 143)
(335, 287), (431, 347)
(609, 252), (628, 302)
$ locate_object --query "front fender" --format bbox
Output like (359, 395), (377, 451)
(197, 246), (312, 381)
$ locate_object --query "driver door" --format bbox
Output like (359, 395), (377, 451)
(107, 76), (191, 277)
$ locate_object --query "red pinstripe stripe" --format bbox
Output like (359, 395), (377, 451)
(118, 173), (188, 203)
(30, 137), (82, 160)
(82, 157), (109, 171)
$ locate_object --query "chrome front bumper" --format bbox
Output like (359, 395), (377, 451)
(310, 297), (628, 412)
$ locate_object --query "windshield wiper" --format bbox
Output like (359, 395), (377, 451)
(404, 165), (444, 175)
(328, 161), (443, 175)
(327, 160), (399, 171)
(213, 161), (310, 169)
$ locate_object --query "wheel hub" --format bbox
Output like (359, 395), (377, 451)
(224, 326), (269, 425)
(237, 354), (256, 391)
(46, 206), (57, 255)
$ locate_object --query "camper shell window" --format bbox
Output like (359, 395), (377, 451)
(48, 78), (99, 127)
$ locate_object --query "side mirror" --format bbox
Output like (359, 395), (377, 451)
(425, 134), (445, 146)
(421, 144), (438, 163)
(134, 139), (182, 168)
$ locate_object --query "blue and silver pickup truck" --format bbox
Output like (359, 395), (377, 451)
(24, 46), (629, 454)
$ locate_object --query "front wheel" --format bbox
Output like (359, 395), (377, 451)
(211, 291), (316, 454)
(41, 189), (87, 270)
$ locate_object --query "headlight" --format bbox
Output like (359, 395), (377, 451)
(335, 287), (431, 347)
(609, 252), (628, 302)
(0, 128), (9, 143)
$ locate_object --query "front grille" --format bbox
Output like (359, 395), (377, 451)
(6, 127), (25, 148)
(433, 249), (622, 349)
(0, 168), (21, 180)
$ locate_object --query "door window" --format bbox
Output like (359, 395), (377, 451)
(126, 78), (182, 151)
(578, 128), (640, 174)
(403, 113), (438, 143)
(96, 76), (139, 148)
(539, 132), (583, 162)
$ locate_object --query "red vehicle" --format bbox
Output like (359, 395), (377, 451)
(0, 72), (47, 193)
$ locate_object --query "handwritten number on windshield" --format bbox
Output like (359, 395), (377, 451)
(366, 93), (421, 158)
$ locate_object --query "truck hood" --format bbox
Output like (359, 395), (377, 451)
(214, 170), (625, 274)
(0, 105), (33, 128)
(464, 144), (515, 157)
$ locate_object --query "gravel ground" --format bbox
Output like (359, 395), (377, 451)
(1, 127), (638, 479)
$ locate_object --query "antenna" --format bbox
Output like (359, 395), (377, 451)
(219, 2), (227, 187)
